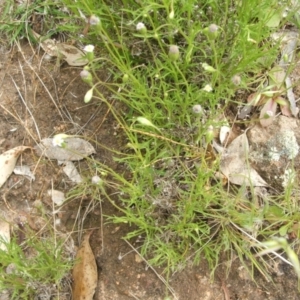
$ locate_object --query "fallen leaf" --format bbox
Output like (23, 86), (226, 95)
(0, 220), (10, 252)
(72, 231), (97, 300)
(13, 165), (35, 181)
(62, 161), (82, 184)
(0, 146), (30, 188)
(47, 190), (65, 206)
(32, 30), (88, 66)
(220, 133), (268, 186)
(34, 138), (95, 161)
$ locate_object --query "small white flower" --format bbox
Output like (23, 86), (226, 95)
(192, 104), (203, 114)
(136, 22), (146, 31)
(231, 74), (241, 86)
(208, 24), (218, 33)
(92, 175), (102, 184)
(52, 134), (69, 147)
(83, 45), (95, 53)
(202, 84), (213, 92)
(89, 15), (100, 25)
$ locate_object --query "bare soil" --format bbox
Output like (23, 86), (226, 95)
(1, 41), (300, 300)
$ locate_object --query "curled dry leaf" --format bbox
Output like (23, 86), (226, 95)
(220, 133), (267, 187)
(72, 231), (97, 300)
(0, 146), (30, 188)
(34, 138), (95, 161)
(32, 30), (88, 66)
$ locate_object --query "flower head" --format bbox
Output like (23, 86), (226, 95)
(208, 24), (218, 33)
(192, 104), (203, 114)
(92, 175), (102, 184)
(231, 74), (241, 86)
(204, 24), (219, 40)
(52, 134), (69, 147)
(202, 84), (213, 92)
(83, 45), (95, 61)
(80, 69), (93, 84)
(136, 22), (147, 34)
(83, 45), (94, 53)
(89, 15), (100, 25)
(168, 45), (180, 61)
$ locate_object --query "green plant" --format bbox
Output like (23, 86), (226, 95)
(0, 227), (73, 299)
(57, 0), (300, 281)
(3, 0), (299, 285)
(0, 0), (77, 44)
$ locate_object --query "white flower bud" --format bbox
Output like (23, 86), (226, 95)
(169, 10), (174, 19)
(84, 88), (94, 103)
(168, 45), (180, 61)
(231, 75), (241, 86)
(80, 70), (93, 84)
(192, 104), (203, 114)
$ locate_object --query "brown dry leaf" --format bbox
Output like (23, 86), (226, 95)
(72, 231), (97, 300)
(0, 146), (31, 188)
